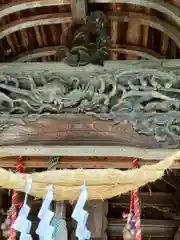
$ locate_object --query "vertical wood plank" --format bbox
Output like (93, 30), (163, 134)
(110, 3), (119, 60)
(71, 0), (87, 22)
(71, 200), (108, 240)
(86, 200), (108, 239)
(141, 8), (151, 50)
(161, 34), (169, 57)
(170, 41), (177, 59)
(126, 5), (141, 60)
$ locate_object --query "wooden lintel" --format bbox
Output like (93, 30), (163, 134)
(108, 219), (180, 238)
(0, 114), (178, 159)
(0, 156), (180, 169)
(0, 115), (163, 147)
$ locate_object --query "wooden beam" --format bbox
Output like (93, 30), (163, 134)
(70, 0), (87, 22)
(110, 192), (179, 220)
(0, 13), (72, 40)
(109, 192), (175, 209)
(0, 146), (178, 159)
(0, 156), (180, 168)
(108, 219), (180, 238)
(0, 115), (164, 147)
(89, 0), (180, 28)
(109, 44), (163, 60)
(0, 0), (70, 19)
(10, 44), (163, 62)
(0, 114), (178, 158)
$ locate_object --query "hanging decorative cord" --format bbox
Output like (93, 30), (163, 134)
(47, 156), (60, 171)
(122, 159), (142, 240)
(9, 156), (24, 240)
(132, 159), (142, 240)
(12, 178), (32, 240)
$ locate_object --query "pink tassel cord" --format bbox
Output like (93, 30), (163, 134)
(132, 159), (142, 240)
(122, 159), (142, 240)
(8, 156), (24, 240)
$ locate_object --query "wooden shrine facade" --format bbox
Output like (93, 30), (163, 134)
(0, 0), (180, 240)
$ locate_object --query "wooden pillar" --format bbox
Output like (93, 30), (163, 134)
(70, 0), (87, 22)
(87, 200), (108, 240)
(71, 200), (108, 240)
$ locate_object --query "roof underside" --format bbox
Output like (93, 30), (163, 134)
(0, 0), (180, 62)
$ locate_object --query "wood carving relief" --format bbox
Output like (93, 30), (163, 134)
(0, 60), (179, 150)
(0, 61), (180, 148)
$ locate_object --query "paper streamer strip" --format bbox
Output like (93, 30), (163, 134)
(72, 184), (91, 240)
(12, 179), (32, 240)
(132, 159), (142, 240)
(36, 184), (55, 240)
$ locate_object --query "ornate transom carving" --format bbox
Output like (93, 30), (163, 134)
(0, 66), (179, 147)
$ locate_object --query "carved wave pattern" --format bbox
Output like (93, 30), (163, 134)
(0, 68), (179, 146)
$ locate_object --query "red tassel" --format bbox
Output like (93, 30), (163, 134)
(8, 156), (24, 240)
(132, 159), (142, 240)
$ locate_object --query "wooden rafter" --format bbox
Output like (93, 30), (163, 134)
(0, 13), (72, 40)
(109, 44), (163, 60)
(0, 0), (71, 19)
(108, 12), (180, 50)
(10, 44), (163, 62)
(0, 12), (180, 54)
(89, 0), (180, 27)
(0, 156), (180, 168)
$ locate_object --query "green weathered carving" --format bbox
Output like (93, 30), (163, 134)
(56, 11), (109, 67)
(0, 66), (179, 147)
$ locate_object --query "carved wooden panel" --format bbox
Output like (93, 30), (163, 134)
(0, 60), (179, 156)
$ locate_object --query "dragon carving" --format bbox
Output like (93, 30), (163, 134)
(0, 67), (179, 147)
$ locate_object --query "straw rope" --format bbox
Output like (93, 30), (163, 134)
(0, 151), (179, 200)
